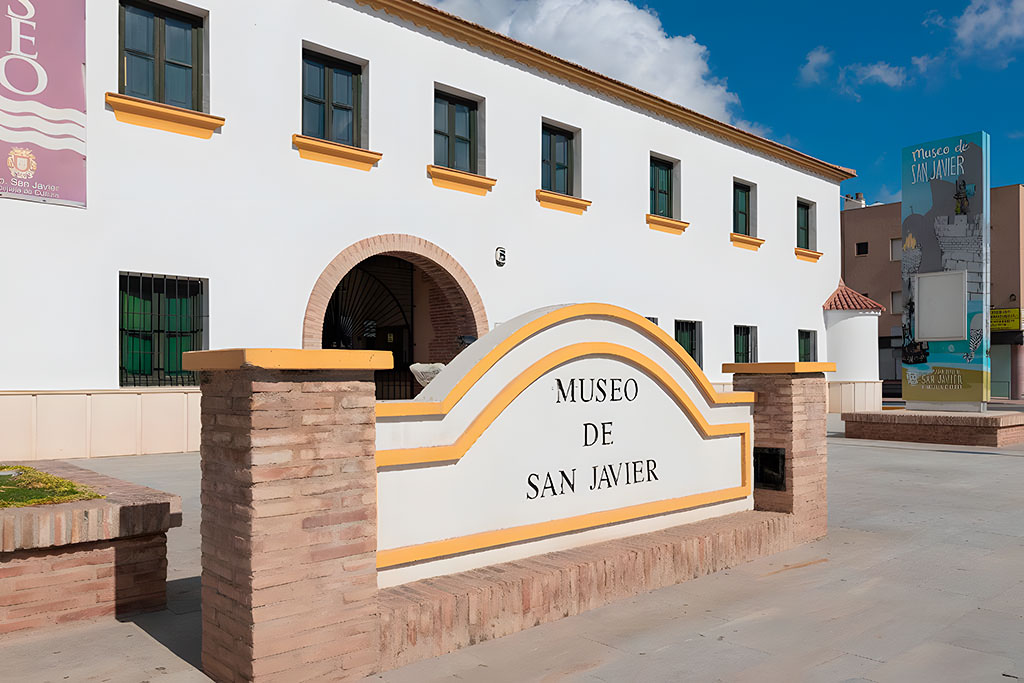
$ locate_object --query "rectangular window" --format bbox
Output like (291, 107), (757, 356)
(856, 241), (869, 256)
(120, 272), (208, 387)
(434, 92), (477, 173)
(119, 1), (203, 111)
(734, 325), (757, 363)
(891, 290), (903, 311)
(675, 320), (703, 368)
(890, 237), (902, 261)
(797, 201), (811, 249)
(302, 51), (361, 147)
(650, 157), (673, 217)
(798, 330), (817, 362)
(733, 182), (751, 235)
(542, 125), (574, 195)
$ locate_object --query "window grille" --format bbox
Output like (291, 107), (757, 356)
(798, 329), (818, 362)
(675, 320), (703, 368)
(119, 272), (207, 387)
(734, 325), (757, 363)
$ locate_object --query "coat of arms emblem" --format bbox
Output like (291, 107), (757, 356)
(7, 147), (37, 180)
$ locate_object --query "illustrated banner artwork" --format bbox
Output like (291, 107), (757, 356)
(0, 0), (86, 207)
(900, 132), (991, 403)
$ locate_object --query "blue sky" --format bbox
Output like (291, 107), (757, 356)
(426, 0), (1024, 203)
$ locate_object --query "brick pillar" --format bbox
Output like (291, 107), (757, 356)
(730, 365), (829, 543)
(184, 349), (392, 683)
(1011, 343), (1024, 400)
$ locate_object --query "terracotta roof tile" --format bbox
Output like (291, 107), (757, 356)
(823, 279), (886, 312)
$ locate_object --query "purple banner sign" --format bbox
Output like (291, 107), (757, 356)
(0, 0), (86, 207)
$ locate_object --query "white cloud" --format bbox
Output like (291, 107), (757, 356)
(422, 0), (767, 135)
(911, 53), (943, 73)
(1009, 130), (1024, 138)
(839, 62), (907, 100)
(875, 185), (902, 204)
(954, 0), (1024, 52)
(799, 46), (833, 85)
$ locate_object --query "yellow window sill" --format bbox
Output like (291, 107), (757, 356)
(536, 189), (592, 215)
(722, 362), (836, 374)
(426, 165), (497, 195)
(646, 214), (689, 235)
(795, 247), (823, 263)
(105, 92), (224, 139)
(293, 134), (383, 171)
(730, 232), (765, 251)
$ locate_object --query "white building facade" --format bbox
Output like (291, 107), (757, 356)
(0, 0), (857, 459)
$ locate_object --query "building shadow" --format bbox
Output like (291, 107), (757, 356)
(121, 575), (203, 670)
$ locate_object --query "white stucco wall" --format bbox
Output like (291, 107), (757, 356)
(825, 310), (881, 382)
(0, 0), (847, 392)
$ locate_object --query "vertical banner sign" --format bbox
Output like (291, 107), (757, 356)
(0, 0), (86, 207)
(900, 132), (991, 404)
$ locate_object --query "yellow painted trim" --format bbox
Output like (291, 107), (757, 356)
(722, 362), (836, 374)
(105, 92), (224, 139)
(352, 1), (855, 183)
(376, 341), (751, 568)
(376, 342), (750, 468)
(377, 478), (749, 569)
(292, 134), (383, 170)
(182, 348), (394, 371)
(426, 165), (497, 195)
(646, 214), (689, 235)
(730, 232), (765, 251)
(375, 303), (754, 419)
(794, 247), (823, 263)
(536, 189), (592, 215)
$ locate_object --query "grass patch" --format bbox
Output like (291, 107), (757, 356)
(0, 465), (104, 508)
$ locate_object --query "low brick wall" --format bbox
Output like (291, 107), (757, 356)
(0, 461), (181, 635)
(843, 410), (1024, 447)
(379, 510), (793, 671)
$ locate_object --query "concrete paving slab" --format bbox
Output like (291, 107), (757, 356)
(865, 641), (1016, 682)
(7, 436), (1024, 682)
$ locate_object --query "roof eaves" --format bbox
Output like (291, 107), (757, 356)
(355, 0), (857, 183)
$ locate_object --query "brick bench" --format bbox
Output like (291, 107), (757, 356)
(0, 461), (182, 636)
(843, 410), (1024, 447)
(379, 510), (793, 671)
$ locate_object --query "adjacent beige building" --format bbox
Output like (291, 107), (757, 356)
(841, 185), (1024, 398)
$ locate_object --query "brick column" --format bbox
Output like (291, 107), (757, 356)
(1011, 343), (1024, 400)
(184, 349), (392, 683)
(727, 363), (831, 543)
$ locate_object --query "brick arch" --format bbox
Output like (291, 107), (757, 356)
(302, 234), (489, 351)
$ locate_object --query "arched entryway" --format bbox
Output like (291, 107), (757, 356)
(304, 235), (488, 399)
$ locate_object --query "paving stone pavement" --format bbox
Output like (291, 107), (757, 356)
(5, 433), (1024, 682)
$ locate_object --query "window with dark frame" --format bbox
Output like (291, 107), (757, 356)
(434, 92), (477, 174)
(302, 51), (361, 147)
(733, 182), (751, 235)
(119, 1), (203, 111)
(120, 273), (207, 387)
(650, 157), (673, 217)
(797, 201), (811, 249)
(675, 320), (703, 368)
(734, 325), (757, 363)
(542, 125), (573, 195)
(856, 241), (869, 256)
(798, 329), (817, 362)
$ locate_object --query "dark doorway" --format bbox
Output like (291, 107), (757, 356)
(322, 255), (415, 399)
